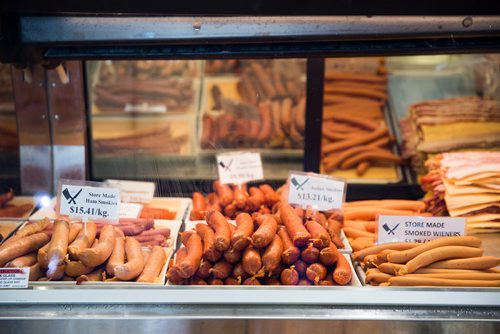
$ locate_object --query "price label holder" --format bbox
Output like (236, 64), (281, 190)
(287, 171), (346, 211)
(216, 152), (264, 185)
(119, 202), (143, 218)
(57, 179), (120, 224)
(377, 215), (466, 244)
(105, 179), (155, 204)
(0, 268), (29, 289)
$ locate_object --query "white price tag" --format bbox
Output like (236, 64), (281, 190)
(287, 172), (346, 211)
(119, 202), (144, 218)
(0, 268), (29, 289)
(377, 215), (466, 244)
(59, 184), (119, 221)
(124, 103), (167, 113)
(106, 179), (155, 203)
(216, 152), (263, 185)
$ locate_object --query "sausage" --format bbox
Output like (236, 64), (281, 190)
(177, 232), (203, 278)
(166, 247), (187, 283)
(293, 259), (308, 278)
(387, 236), (482, 264)
(190, 192), (207, 220)
(209, 260), (233, 279)
(68, 221), (97, 259)
(196, 260), (212, 279)
(64, 259), (94, 277)
(46, 220), (70, 279)
(365, 269), (393, 285)
(306, 263), (328, 284)
(269, 100), (286, 147)
(224, 277), (241, 285)
(233, 185), (249, 210)
(137, 246), (167, 283)
(47, 263), (66, 281)
(333, 254), (352, 285)
(322, 126), (388, 155)
(242, 246), (262, 276)
(188, 276), (208, 285)
(280, 97), (293, 132)
(326, 219), (344, 249)
(259, 184), (280, 208)
(207, 277), (224, 285)
(29, 263), (45, 281)
(251, 62), (277, 98)
(388, 276), (500, 287)
(231, 213), (254, 251)
(223, 247), (241, 264)
(113, 237), (145, 281)
(232, 262), (251, 281)
(5, 252), (37, 268)
(242, 277), (261, 285)
(298, 278), (312, 286)
(277, 226), (300, 265)
(76, 268), (105, 284)
(279, 203), (311, 247)
(399, 246), (483, 275)
(37, 243), (50, 269)
(262, 276), (281, 285)
(262, 234), (283, 274)
(319, 242), (340, 266)
(301, 244), (320, 264)
(257, 101), (272, 142)
(206, 211), (231, 252)
(280, 267), (299, 285)
(196, 223), (222, 262)
(427, 256), (500, 270)
(15, 218), (51, 238)
(248, 187), (265, 211)
(305, 220), (331, 249)
(352, 242), (420, 262)
(213, 181), (234, 207)
(252, 215), (278, 248)
(77, 225), (116, 267)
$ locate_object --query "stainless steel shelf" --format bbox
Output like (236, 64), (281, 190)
(1, 287), (499, 320)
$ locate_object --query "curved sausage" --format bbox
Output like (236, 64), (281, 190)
(279, 203), (311, 247)
(106, 234), (125, 276)
(280, 267), (299, 285)
(137, 246), (167, 283)
(305, 220), (331, 249)
(113, 237), (145, 281)
(68, 221), (97, 259)
(177, 232), (203, 278)
(196, 223), (222, 262)
(242, 246), (262, 276)
(277, 226), (300, 265)
(206, 211), (231, 251)
(77, 225), (116, 267)
(252, 215), (278, 248)
(262, 234), (283, 274)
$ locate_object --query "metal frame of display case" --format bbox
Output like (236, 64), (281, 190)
(0, 14), (499, 326)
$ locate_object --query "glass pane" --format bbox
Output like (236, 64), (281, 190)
(87, 59), (306, 181)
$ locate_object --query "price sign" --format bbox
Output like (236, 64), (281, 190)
(0, 268), (29, 289)
(216, 152), (263, 185)
(106, 179), (155, 203)
(377, 215), (466, 244)
(287, 171), (346, 211)
(58, 181), (120, 222)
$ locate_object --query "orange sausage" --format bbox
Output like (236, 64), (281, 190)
(68, 221), (97, 259)
(322, 126), (388, 155)
(427, 256), (500, 270)
(280, 267), (299, 285)
(252, 215), (278, 248)
(279, 203), (311, 247)
(196, 223), (222, 262)
(29, 263), (46, 281)
(306, 263), (327, 284)
(248, 187), (265, 211)
(319, 242), (340, 266)
(113, 237), (145, 281)
(301, 243), (319, 264)
(352, 242), (419, 262)
(213, 181), (234, 207)
(257, 101), (272, 142)
(137, 246), (167, 283)
(262, 234), (283, 274)
(242, 246), (262, 276)
(206, 211), (231, 252)
(305, 220), (331, 249)
(231, 213), (254, 250)
(5, 252), (37, 268)
(233, 184), (249, 210)
(190, 192), (207, 220)
(177, 232), (203, 279)
(46, 220), (70, 280)
(333, 254), (352, 285)
(259, 184), (280, 207)
(209, 260), (233, 279)
(106, 234), (125, 276)
(77, 225), (116, 267)
(277, 226), (300, 265)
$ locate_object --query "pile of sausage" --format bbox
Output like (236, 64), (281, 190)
(353, 236), (500, 287)
(168, 203), (353, 286)
(200, 60), (306, 150)
(0, 189), (34, 218)
(0, 218), (169, 284)
(189, 182), (281, 220)
(321, 61), (402, 176)
(342, 199), (428, 251)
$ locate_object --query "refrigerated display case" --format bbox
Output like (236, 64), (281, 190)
(0, 13), (499, 333)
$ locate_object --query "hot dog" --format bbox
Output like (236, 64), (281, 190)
(137, 246), (167, 283)
(113, 237), (145, 281)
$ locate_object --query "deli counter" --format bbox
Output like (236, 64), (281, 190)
(0, 13), (499, 334)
